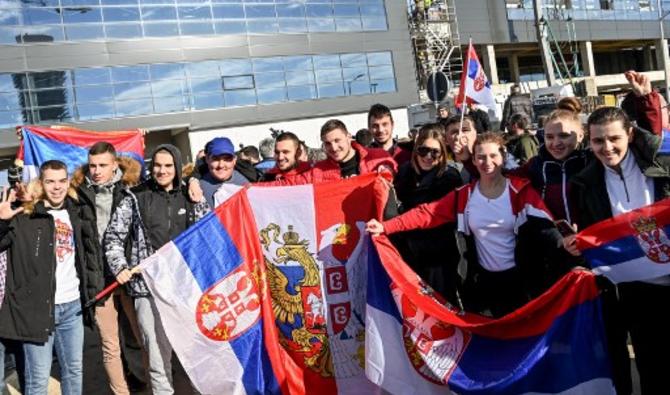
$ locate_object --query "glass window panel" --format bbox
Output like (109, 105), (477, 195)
(188, 61), (221, 77)
(140, 0), (175, 4)
(214, 21), (245, 34)
(287, 85), (316, 101)
(31, 88), (71, 107)
(335, 17), (361, 31)
(112, 65), (150, 82)
(276, 3), (304, 17)
(307, 17), (335, 32)
(76, 102), (115, 120)
(283, 56), (312, 71)
(247, 19), (278, 33)
(0, 8), (20, 25)
(113, 82), (152, 98)
(177, 5), (212, 19)
(361, 16), (385, 30)
(190, 77), (222, 93)
(317, 82), (344, 98)
(347, 80), (370, 95)
(340, 53), (366, 67)
(141, 6), (177, 20)
(104, 23), (142, 38)
(285, 71), (314, 86)
(224, 89), (255, 106)
(212, 4), (244, 18)
(333, 4), (358, 16)
(61, 0), (101, 5)
(360, 3), (384, 17)
(219, 59), (252, 75)
(73, 68), (111, 85)
(20, 25), (65, 43)
(0, 93), (20, 111)
(253, 58), (284, 73)
(65, 24), (105, 40)
(367, 51), (392, 66)
(245, 4), (275, 18)
(74, 84), (114, 102)
(30, 72), (71, 90)
(102, 7), (140, 22)
(143, 21), (179, 36)
(192, 92), (223, 109)
(316, 69), (342, 83)
(150, 63), (185, 80)
(153, 95), (188, 113)
(313, 55), (340, 69)
(257, 87), (286, 104)
(369, 65), (394, 80)
(179, 21), (214, 34)
(32, 105), (73, 123)
(0, 75), (17, 93)
(342, 67), (367, 81)
(114, 99), (153, 116)
(63, 7), (103, 23)
(306, 4), (331, 17)
(0, 111), (23, 128)
(151, 78), (188, 96)
(278, 18), (306, 32)
(369, 78), (395, 93)
(0, 27), (21, 45)
(22, 8), (62, 25)
(223, 75), (254, 90)
(102, 0), (140, 5)
(254, 72), (285, 88)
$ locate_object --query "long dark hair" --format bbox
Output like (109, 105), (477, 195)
(412, 123), (448, 176)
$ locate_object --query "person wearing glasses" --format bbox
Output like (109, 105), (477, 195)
(393, 123), (463, 304)
(368, 132), (565, 317)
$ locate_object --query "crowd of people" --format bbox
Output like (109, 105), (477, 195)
(0, 69), (669, 394)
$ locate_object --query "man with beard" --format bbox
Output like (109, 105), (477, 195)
(263, 132), (311, 181)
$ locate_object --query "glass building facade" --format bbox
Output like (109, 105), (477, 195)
(506, 0), (668, 20)
(0, 0), (387, 44)
(0, 51), (396, 127)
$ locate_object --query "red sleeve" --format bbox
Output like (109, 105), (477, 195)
(507, 157), (532, 179)
(382, 189), (457, 234)
(256, 169), (314, 187)
(635, 91), (662, 135)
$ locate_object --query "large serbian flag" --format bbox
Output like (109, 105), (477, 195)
(366, 236), (615, 395)
(577, 199), (670, 283)
(455, 42), (497, 111)
(17, 125), (144, 181)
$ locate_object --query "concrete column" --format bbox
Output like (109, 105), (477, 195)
(655, 38), (670, 99)
(481, 44), (499, 85)
(579, 41), (596, 77)
(509, 54), (521, 83)
(643, 44), (655, 71)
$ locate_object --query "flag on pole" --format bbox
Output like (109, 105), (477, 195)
(455, 42), (497, 111)
(17, 125), (144, 181)
(577, 199), (670, 283)
(366, 235), (615, 395)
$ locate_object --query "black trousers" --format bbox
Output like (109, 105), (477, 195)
(469, 265), (528, 318)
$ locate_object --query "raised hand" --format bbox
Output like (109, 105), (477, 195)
(0, 188), (24, 221)
(365, 219), (385, 236)
(625, 70), (652, 97)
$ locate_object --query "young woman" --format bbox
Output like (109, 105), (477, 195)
(566, 106), (670, 395)
(393, 124), (463, 304)
(368, 133), (564, 317)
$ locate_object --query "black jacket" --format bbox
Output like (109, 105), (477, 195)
(0, 198), (97, 342)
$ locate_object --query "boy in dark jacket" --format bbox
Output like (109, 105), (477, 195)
(0, 160), (99, 395)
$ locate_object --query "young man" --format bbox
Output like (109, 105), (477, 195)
(198, 137), (248, 207)
(0, 160), (99, 395)
(368, 103), (412, 166)
(263, 132), (311, 181)
(104, 145), (209, 395)
(505, 113), (539, 165)
(73, 142), (144, 395)
(255, 137), (277, 173)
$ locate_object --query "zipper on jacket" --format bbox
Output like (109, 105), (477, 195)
(561, 163), (572, 224)
(48, 220), (56, 330)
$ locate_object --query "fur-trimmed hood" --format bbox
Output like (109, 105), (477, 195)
(71, 155), (142, 190)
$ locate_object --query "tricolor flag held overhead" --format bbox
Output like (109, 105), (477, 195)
(366, 236), (615, 395)
(455, 43), (497, 111)
(17, 125), (144, 181)
(142, 174), (389, 394)
(577, 199), (670, 283)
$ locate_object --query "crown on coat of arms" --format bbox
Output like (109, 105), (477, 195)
(631, 216), (658, 234)
(282, 225), (300, 245)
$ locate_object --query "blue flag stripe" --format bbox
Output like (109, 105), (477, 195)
(581, 227), (670, 268)
(174, 213), (243, 291)
(367, 242), (402, 323)
(230, 323), (281, 394)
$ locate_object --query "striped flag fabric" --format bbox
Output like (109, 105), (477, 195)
(455, 43), (497, 111)
(17, 125), (144, 181)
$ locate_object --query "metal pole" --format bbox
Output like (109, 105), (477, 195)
(533, 0), (557, 86)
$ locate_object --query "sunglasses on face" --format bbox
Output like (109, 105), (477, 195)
(416, 146), (441, 158)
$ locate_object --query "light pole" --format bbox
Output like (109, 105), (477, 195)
(347, 73), (366, 96)
(658, 0), (670, 100)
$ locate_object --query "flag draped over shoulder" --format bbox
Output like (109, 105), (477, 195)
(455, 43), (497, 111)
(17, 125), (144, 181)
(577, 199), (670, 283)
(366, 235), (615, 395)
(141, 174), (389, 394)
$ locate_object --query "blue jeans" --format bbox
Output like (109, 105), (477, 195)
(23, 300), (84, 395)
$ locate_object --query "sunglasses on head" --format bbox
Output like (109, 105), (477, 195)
(416, 146), (441, 158)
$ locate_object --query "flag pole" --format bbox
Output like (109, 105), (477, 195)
(84, 265), (142, 309)
(458, 37), (473, 135)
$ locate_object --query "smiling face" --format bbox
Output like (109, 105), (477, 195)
(544, 118), (583, 161)
(445, 119), (476, 153)
(88, 152), (118, 185)
(274, 139), (298, 171)
(589, 120), (632, 170)
(369, 115), (394, 146)
(152, 151), (176, 190)
(41, 168), (69, 207)
(322, 128), (354, 163)
(473, 142), (504, 179)
(414, 137), (443, 171)
(206, 153), (236, 182)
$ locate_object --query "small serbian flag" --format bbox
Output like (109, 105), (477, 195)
(366, 235), (614, 394)
(577, 199), (670, 283)
(455, 43), (497, 111)
(17, 125), (144, 181)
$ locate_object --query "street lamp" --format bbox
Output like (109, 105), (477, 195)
(347, 73), (366, 95)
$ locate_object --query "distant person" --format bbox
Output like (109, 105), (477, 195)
(368, 104), (412, 165)
(355, 128), (374, 147)
(238, 145), (260, 165)
(505, 113), (539, 165)
(255, 137), (276, 173)
(500, 84), (533, 132)
(437, 104), (450, 121)
(198, 137), (247, 207)
(468, 104), (492, 133)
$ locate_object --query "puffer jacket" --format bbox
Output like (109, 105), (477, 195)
(103, 145), (210, 297)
